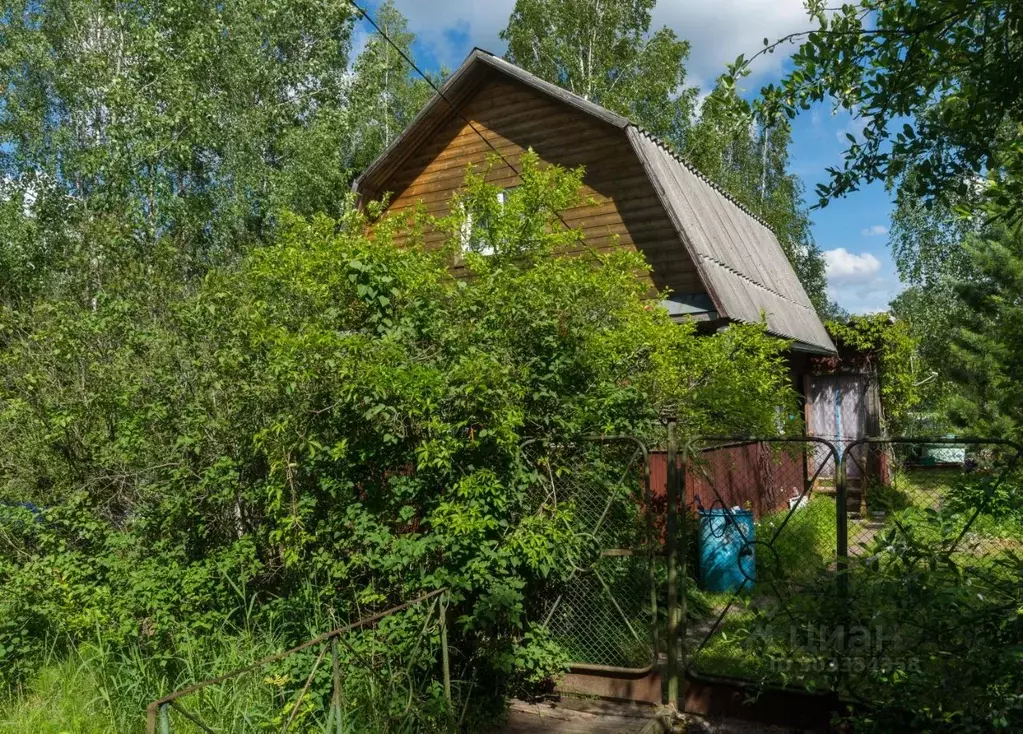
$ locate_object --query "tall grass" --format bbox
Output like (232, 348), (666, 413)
(0, 579), (455, 733)
(756, 495), (838, 583)
(0, 622), (287, 733)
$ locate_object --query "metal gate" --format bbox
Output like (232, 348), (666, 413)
(680, 436), (839, 683)
(676, 432), (1022, 698)
(520, 436), (657, 672)
(520, 431), (1022, 699)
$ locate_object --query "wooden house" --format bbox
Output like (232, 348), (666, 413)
(351, 52), (842, 699)
(353, 49), (837, 397)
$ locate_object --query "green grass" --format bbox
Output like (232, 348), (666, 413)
(870, 468), (957, 512)
(688, 603), (764, 679)
(0, 629), (286, 734)
(688, 468), (1023, 691)
(864, 480), (913, 513)
(0, 656), (113, 734)
(0, 615), (455, 733)
(858, 468), (1023, 556)
(756, 494), (838, 583)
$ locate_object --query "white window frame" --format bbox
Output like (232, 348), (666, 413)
(459, 188), (515, 257)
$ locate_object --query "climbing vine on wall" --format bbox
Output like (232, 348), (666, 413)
(823, 314), (921, 434)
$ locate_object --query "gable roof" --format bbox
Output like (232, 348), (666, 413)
(353, 49), (836, 355)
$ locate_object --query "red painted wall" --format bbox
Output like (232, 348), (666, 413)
(649, 443), (806, 520)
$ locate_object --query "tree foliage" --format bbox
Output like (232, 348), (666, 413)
(0, 0), (437, 311)
(0, 0), (356, 288)
(749, 7), (1023, 718)
(344, 1), (436, 175)
(501, 0), (698, 148)
(745, 1), (1023, 437)
(752, 0), (1023, 213)
(887, 178), (980, 423)
(939, 224), (1023, 440)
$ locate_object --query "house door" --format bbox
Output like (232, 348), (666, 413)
(807, 374), (869, 479)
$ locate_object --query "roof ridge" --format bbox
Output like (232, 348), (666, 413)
(631, 127), (776, 233)
(478, 54), (778, 233)
(698, 253), (815, 311)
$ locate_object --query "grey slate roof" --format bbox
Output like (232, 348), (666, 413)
(628, 129), (835, 353)
(353, 48), (836, 355)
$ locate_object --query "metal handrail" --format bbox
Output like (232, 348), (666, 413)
(145, 589), (450, 734)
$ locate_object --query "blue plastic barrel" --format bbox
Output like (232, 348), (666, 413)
(698, 508), (755, 592)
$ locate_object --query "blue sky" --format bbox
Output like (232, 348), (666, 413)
(358, 0), (901, 315)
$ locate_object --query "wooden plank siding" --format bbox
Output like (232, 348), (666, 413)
(368, 72), (706, 299)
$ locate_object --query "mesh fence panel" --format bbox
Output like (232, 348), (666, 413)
(684, 436), (1023, 690)
(520, 438), (656, 670)
(844, 439), (1023, 564)
(545, 555), (655, 669)
(684, 438), (839, 680)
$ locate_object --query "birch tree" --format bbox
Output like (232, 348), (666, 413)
(501, 0), (698, 148)
(0, 0), (355, 303)
(345, 1), (434, 174)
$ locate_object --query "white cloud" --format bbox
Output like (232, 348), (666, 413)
(388, 0), (816, 88)
(650, 1), (812, 83)
(828, 278), (901, 315)
(860, 224), (888, 237)
(834, 112), (868, 144)
(822, 247), (903, 314)
(388, 0), (513, 69)
(824, 248), (881, 285)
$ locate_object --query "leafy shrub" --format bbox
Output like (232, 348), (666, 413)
(944, 472), (1023, 527)
(865, 480), (911, 513)
(0, 154), (795, 718)
(745, 511), (1023, 732)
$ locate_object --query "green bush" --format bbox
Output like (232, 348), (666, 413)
(944, 472), (1023, 526)
(865, 480), (912, 513)
(745, 512), (1023, 732)
(0, 155), (795, 719)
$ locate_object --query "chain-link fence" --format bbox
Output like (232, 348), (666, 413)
(520, 437), (657, 671)
(844, 438), (1023, 562)
(681, 437), (839, 681)
(679, 434), (1023, 692)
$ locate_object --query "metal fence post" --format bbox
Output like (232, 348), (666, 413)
(678, 439), (689, 708)
(836, 448), (849, 602)
(440, 592), (453, 713)
(331, 636), (342, 734)
(159, 703), (170, 734)
(666, 419), (680, 710)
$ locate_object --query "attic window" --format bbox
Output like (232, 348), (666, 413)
(459, 187), (516, 257)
